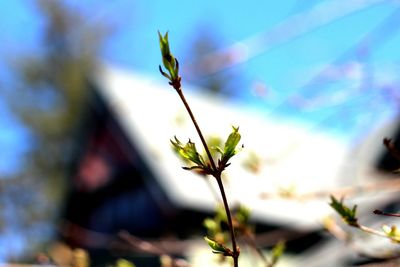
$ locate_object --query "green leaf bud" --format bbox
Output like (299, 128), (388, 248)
(329, 196), (358, 226)
(224, 126), (241, 157)
(171, 136), (205, 167)
(158, 31), (177, 80)
(204, 236), (229, 255)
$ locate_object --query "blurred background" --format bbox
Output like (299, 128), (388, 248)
(1, 0), (400, 266)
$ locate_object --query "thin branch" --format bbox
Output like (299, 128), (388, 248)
(241, 230), (271, 267)
(175, 89), (218, 172)
(374, 210), (400, 218)
(118, 231), (191, 267)
(159, 33), (240, 266)
(324, 218), (400, 261)
(357, 225), (393, 240)
(260, 178), (400, 201)
(214, 173), (240, 266)
(119, 231), (166, 255)
(175, 87), (240, 266)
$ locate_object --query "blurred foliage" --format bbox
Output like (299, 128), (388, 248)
(203, 204), (285, 267)
(115, 258), (137, 267)
(1, 0), (107, 260)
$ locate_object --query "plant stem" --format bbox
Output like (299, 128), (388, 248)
(358, 225), (389, 239)
(374, 209), (400, 217)
(357, 224), (400, 243)
(176, 88), (217, 171)
(175, 87), (239, 267)
(215, 172), (240, 267)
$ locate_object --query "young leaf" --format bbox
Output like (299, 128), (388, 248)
(158, 31), (178, 81)
(208, 136), (224, 158)
(223, 126), (241, 160)
(329, 196), (358, 226)
(171, 136), (205, 167)
(204, 236), (230, 255)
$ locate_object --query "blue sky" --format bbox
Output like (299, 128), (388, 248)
(1, 0), (400, 175)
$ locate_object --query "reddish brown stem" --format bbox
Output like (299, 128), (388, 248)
(374, 209), (400, 217)
(175, 86), (239, 267)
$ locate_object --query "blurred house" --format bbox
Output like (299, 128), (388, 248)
(61, 65), (400, 265)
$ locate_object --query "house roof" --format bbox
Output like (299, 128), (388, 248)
(93, 65), (398, 229)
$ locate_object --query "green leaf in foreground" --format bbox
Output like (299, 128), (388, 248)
(158, 31), (178, 80)
(171, 136), (205, 167)
(218, 126), (241, 171)
(223, 126), (241, 160)
(329, 195), (358, 226)
(204, 236), (230, 255)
